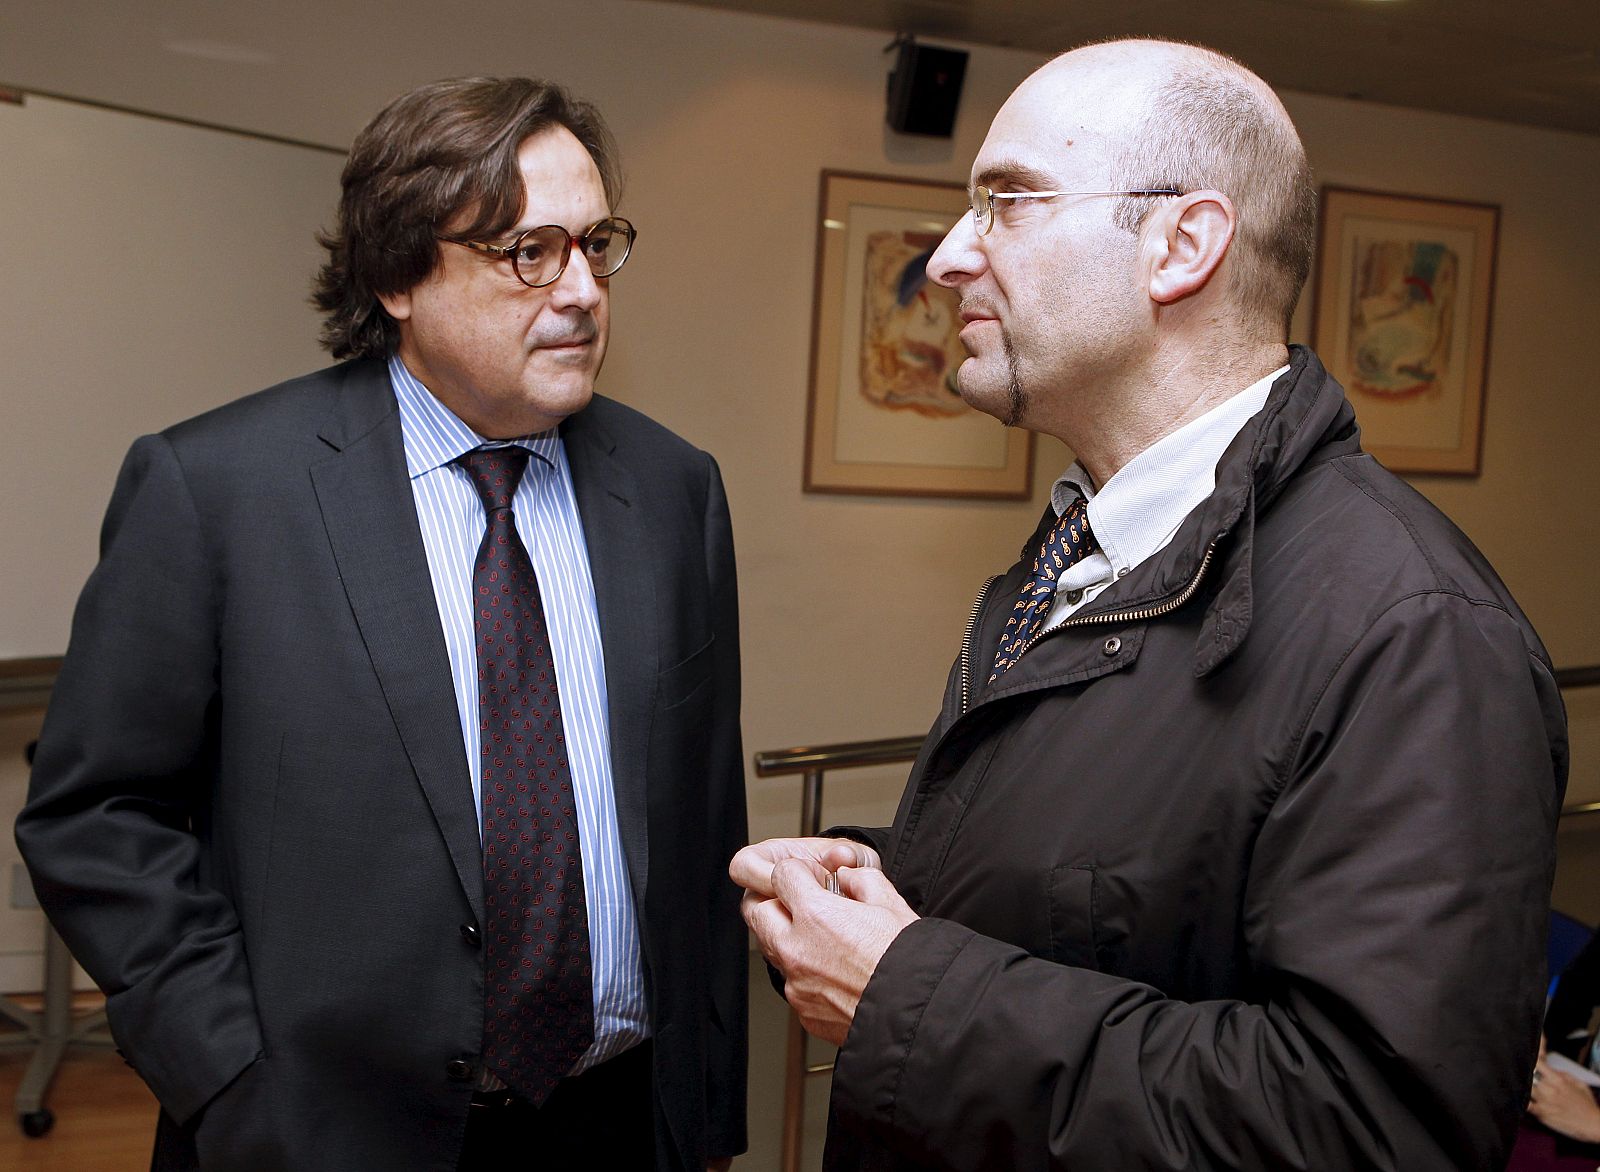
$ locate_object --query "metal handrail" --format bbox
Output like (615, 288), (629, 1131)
(754, 736), (924, 777)
(754, 734), (923, 1172)
(0, 656), (63, 715)
(1556, 665), (1600, 690)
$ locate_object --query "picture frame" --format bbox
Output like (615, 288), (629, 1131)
(1311, 186), (1499, 475)
(802, 170), (1034, 499)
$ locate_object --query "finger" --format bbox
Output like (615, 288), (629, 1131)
(739, 889), (763, 932)
(731, 838), (860, 893)
(741, 888), (792, 930)
(740, 892), (792, 953)
(730, 842), (786, 894)
(819, 840), (879, 872)
(771, 855), (831, 910)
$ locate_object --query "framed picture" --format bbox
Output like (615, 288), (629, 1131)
(1311, 186), (1499, 475)
(803, 170), (1034, 498)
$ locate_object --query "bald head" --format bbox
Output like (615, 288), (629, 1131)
(1022, 40), (1316, 337)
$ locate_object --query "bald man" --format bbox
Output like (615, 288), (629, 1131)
(733, 39), (1566, 1171)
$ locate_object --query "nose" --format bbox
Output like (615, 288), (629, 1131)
(926, 212), (985, 290)
(547, 241), (603, 312)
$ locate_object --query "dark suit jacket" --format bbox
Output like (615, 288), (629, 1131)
(16, 358), (747, 1171)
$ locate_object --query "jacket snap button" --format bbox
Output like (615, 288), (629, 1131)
(445, 1059), (472, 1081)
(460, 923), (480, 947)
(1102, 636), (1122, 656)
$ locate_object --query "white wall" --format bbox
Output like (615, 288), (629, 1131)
(1, 0), (1596, 987)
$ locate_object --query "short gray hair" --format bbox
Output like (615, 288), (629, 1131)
(1106, 49), (1316, 337)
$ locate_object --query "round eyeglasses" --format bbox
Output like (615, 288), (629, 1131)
(970, 186), (1181, 236)
(437, 216), (637, 288)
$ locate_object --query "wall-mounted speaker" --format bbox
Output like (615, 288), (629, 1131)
(885, 40), (968, 138)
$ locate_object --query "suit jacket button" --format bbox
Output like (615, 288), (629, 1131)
(460, 923), (480, 947)
(445, 1059), (472, 1082)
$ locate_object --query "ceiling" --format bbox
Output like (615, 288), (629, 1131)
(663, 0), (1600, 136)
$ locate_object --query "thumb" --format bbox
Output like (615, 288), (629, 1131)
(837, 865), (911, 912)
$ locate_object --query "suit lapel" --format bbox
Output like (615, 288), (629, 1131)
(308, 363), (484, 921)
(563, 405), (657, 907)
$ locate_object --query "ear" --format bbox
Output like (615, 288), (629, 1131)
(1147, 190), (1236, 305)
(376, 287), (413, 322)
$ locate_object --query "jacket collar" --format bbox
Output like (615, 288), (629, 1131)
(313, 358), (398, 452)
(1182, 345), (1358, 674)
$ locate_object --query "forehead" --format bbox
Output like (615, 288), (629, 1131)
(514, 125), (609, 229)
(971, 61), (1138, 187)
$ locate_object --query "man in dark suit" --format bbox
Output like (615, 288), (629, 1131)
(16, 77), (746, 1171)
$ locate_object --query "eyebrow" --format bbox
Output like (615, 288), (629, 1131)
(973, 160), (1061, 192)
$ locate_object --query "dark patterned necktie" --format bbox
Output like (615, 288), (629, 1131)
(455, 445), (593, 1106)
(991, 496), (1098, 681)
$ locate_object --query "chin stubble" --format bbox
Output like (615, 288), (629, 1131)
(1001, 325), (1027, 428)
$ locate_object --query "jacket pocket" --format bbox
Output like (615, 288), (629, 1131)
(659, 634), (715, 710)
(1047, 863), (1101, 969)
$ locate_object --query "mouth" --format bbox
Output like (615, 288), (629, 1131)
(540, 335), (594, 349)
(957, 315), (996, 349)
(530, 331), (599, 360)
(957, 297), (1000, 338)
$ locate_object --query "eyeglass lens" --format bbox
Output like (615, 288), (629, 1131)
(511, 218), (634, 287)
(971, 187), (994, 235)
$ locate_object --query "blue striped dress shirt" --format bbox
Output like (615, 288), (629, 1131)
(389, 355), (648, 1073)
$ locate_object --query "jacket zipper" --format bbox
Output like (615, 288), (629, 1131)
(959, 543), (1218, 715)
(959, 576), (999, 715)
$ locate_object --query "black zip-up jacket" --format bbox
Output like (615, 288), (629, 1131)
(828, 347), (1569, 1171)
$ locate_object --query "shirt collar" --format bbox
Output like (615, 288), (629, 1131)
(388, 353), (560, 479)
(1049, 366), (1286, 575)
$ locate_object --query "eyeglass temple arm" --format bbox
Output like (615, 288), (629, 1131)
(438, 237), (512, 257)
(987, 189), (1181, 203)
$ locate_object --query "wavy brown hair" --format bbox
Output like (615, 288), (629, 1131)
(312, 77), (622, 359)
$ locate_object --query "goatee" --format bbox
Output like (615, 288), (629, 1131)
(1001, 327), (1028, 428)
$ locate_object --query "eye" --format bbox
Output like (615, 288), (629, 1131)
(514, 238), (552, 266)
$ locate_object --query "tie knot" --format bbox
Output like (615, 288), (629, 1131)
(455, 446), (531, 513)
(1047, 496), (1094, 558)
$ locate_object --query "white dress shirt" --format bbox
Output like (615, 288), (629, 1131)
(1041, 366), (1287, 631)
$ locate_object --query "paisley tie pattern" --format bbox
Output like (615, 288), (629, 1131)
(456, 446), (594, 1106)
(991, 496), (1097, 681)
